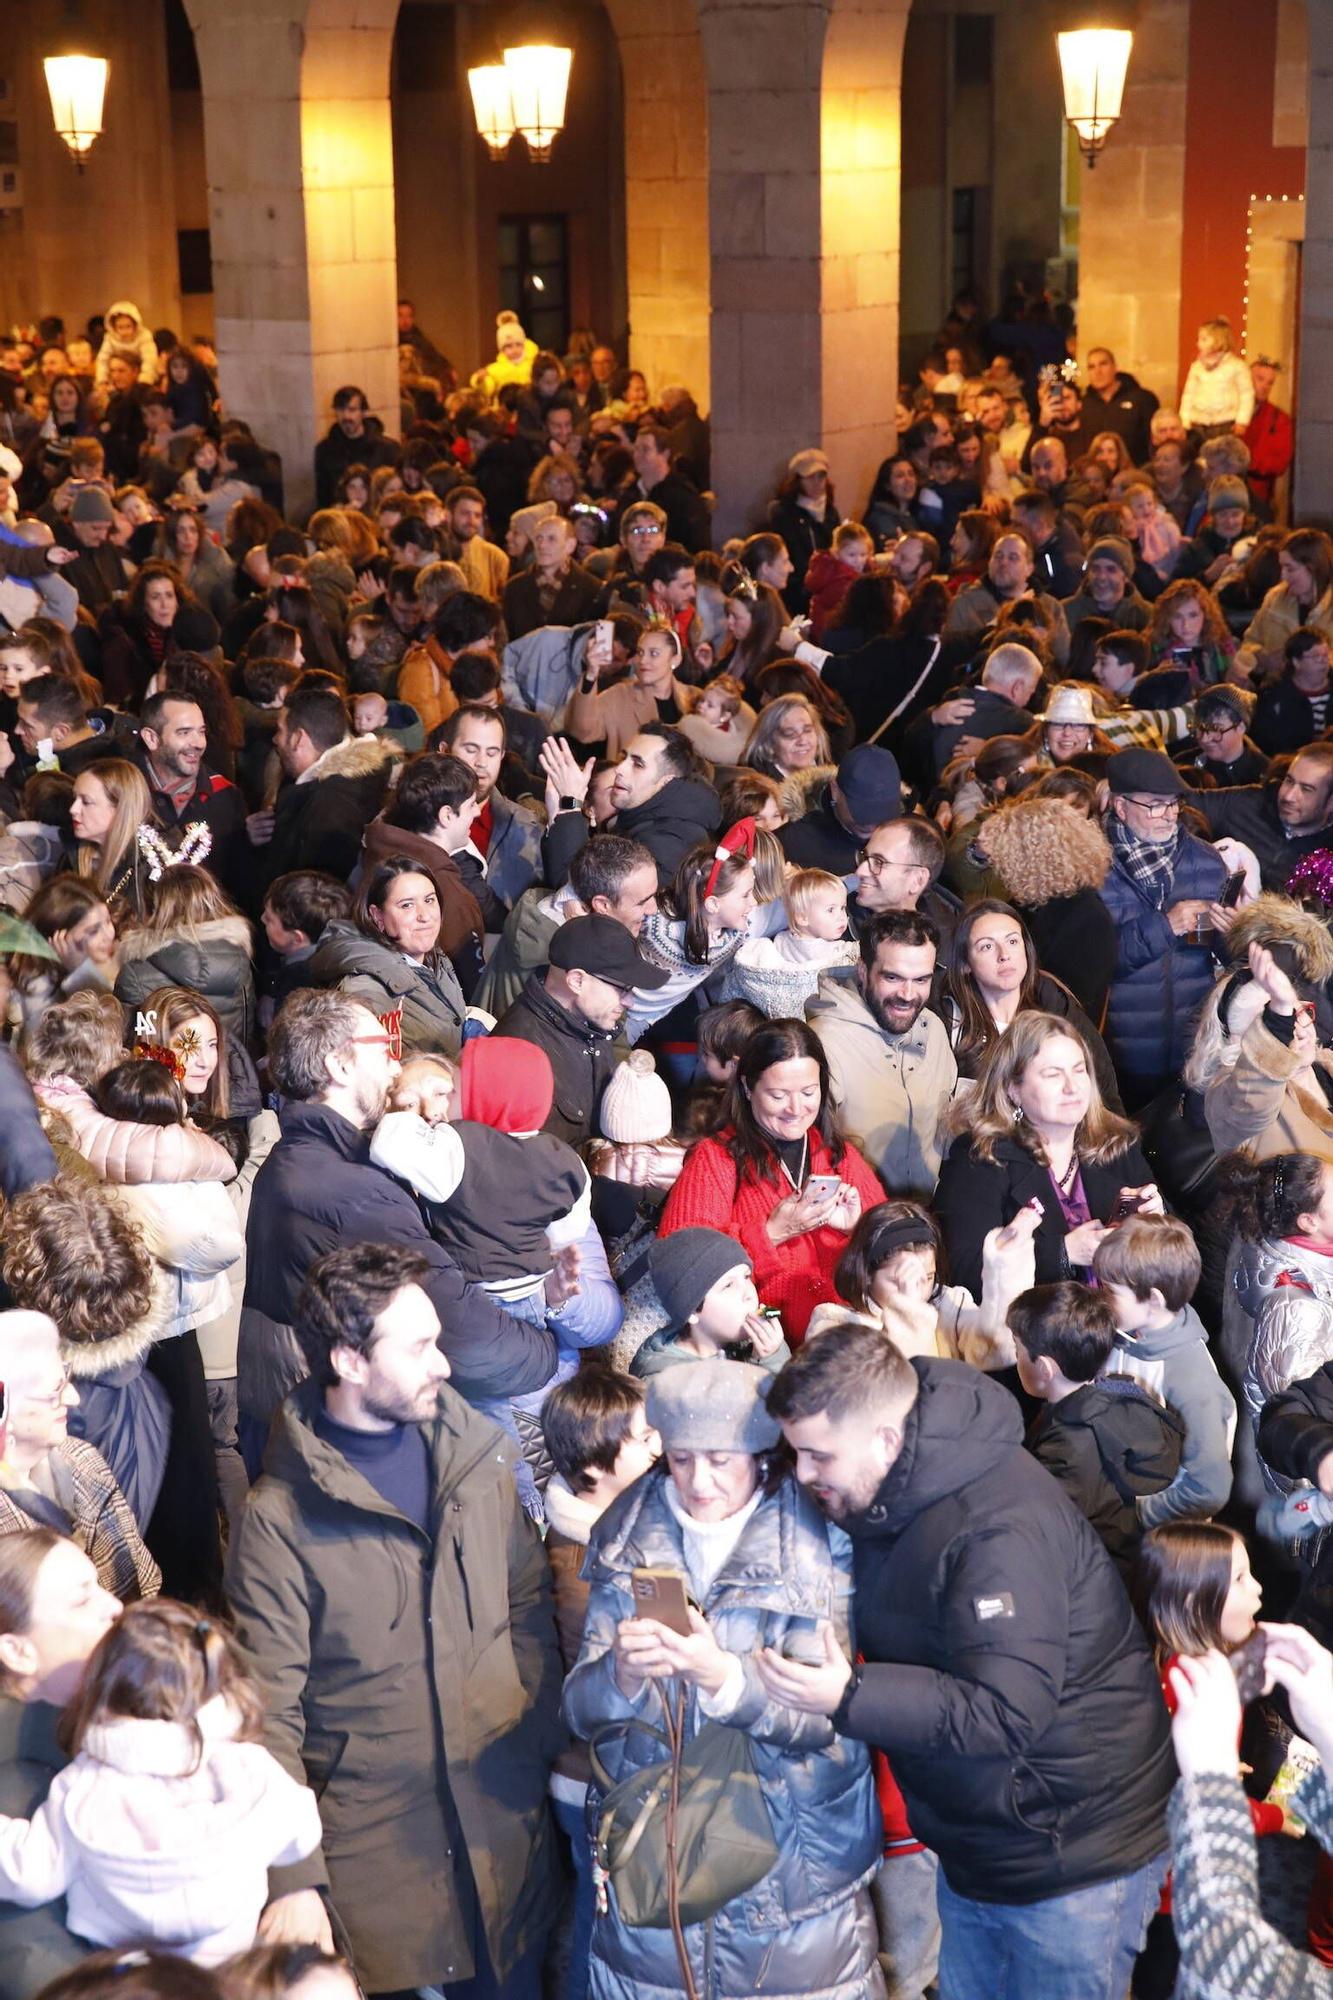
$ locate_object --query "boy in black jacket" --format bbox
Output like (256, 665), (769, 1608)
(1011, 1281), (1184, 1583)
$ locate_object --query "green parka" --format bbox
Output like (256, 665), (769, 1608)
(225, 1380), (565, 1992)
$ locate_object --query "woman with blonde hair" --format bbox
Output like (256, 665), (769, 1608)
(526, 452), (583, 512)
(935, 1010), (1159, 1300)
(115, 865), (256, 1050)
(305, 506), (380, 573)
(972, 791), (1116, 1020)
(70, 761), (156, 920)
(1089, 431), (1134, 480)
(1236, 527), (1333, 683)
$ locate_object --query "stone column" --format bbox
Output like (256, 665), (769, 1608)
(1074, 0), (1189, 407)
(1295, 0), (1333, 524)
(606, 0), (711, 407)
(184, 0), (399, 520)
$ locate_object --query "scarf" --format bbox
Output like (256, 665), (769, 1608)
(1107, 811), (1180, 910)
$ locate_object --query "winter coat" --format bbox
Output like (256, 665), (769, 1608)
(395, 637), (458, 738)
(115, 915), (257, 1051)
(1197, 780), (1333, 894)
(127, 753), (249, 908)
(803, 549), (860, 639)
(767, 494), (836, 613)
(941, 972), (1121, 1109)
(458, 536), (510, 602)
(492, 975), (622, 1148)
(33, 1077), (236, 1187)
(1083, 373), (1160, 465)
(0, 1699), (321, 1966)
(0, 1439), (159, 1604)
(943, 586), (1071, 668)
(94, 301), (157, 387)
(226, 1378), (564, 1992)
(359, 812), (486, 968)
(832, 1360), (1174, 1904)
(806, 974), (957, 1197)
(304, 920), (467, 1057)
(1060, 585), (1152, 636)
(63, 1286), (173, 1529)
(566, 673), (699, 764)
(312, 416), (398, 511)
(0, 1699), (84, 2000)
(658, 1126), (886, 1340)
(258, 736), (397, 905)
(544, 1475), (597, 1791)
(1200, 1008), (1333, 1161)
(112, 1178), (244, 1341)
(1236, 582), (1333, 680)
(1240, 1238), (1333, 1489)
(476, 787), (543, 910)
(1256, 1360), (1333, 1649)
(1097, 830), (1226, 1085)
(1026, 1381), (1184, 1581)
(473, 887), (563, 1019)
(0, 1048), (56, 1198)
(240, 1100), (558, 1422)
(1251, 677), (1327, 757)
(502, 562), (606, 643)
(544, 776), (722, 891)
(563, 1468), (884, 2000)
(197, 1109), (281, 1384)
(1102, 1306), (1237, 1525)
(502, 623), (595, 728)
(934, 1131), (1154, 1302)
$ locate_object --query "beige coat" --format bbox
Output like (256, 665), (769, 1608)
(1202, 1012), (1333, 1161)
(1237, 582), (1333, 680)
(459, 536), (510, 601)
(564, 673), (696, 762)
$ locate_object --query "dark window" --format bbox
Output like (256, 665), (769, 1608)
(498, 215), (568, 353)
(951, 187), (979, 300)
(177, 229), (213, 295)
(954, 14), (993, 87)
(393, 0), (455, 92)
(164, 0), (201, 91)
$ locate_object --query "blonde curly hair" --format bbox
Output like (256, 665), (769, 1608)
(976, 795), (1111, 907)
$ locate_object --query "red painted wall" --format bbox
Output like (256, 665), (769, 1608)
(1178, 0), (1304, 385)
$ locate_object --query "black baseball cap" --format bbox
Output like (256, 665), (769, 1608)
(548, 914), (671, 989)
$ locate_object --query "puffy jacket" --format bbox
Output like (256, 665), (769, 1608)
(1237, 582), (1333, 681)
(491, 976), (620, 1148)
(1256, 1359), (1333, 1648)
(1238, 1236), (1333, 1490)
(115, 915), (257, 1050)
(240, 1101), (558, 1423)
(807, 973), (957, 1197)
(305, 919), (467, 1057)
(564, 1468), (883, 2000)
(1026, 1380), (1184, 1583)
(501, 623), (594, 727)
(106, 1178), (243, 1342)
(0, 1047), (57, 1198)
(34, 1077), (236, 1187)
(1251, 677), (1326, 758)
(478, 788), (543, 910)
(1098, 829), (1226, 1084)
(257, 737), (397, 906)
(227, 1379), (563, 1991)
(359, 812), (485, 970)
(834, 1360), (1173, 1903)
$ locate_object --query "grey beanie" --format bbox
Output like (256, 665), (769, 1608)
(645, 1358), (781, 1455)
(649, 1227), (752, 1329)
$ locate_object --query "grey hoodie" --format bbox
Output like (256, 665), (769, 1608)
(1102, 1304), (1237, 1526)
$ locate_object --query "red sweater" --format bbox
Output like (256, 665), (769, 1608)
(658, 1126), (885, 1340)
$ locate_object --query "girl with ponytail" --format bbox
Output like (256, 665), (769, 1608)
(625, 819), (779, 1055)
(0, 1598), (321, 1963)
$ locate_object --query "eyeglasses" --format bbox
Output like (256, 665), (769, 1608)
(1196, 723), (1238, 742)
(856, 847), (903, 877)
(24, 1370), (72, 1409)
(1121, 795), (1180, 817)
(347, 1034), (394, 1050)
(626, 524), (661, 539)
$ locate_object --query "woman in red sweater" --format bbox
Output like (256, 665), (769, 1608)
(658, 1018), (885, 1339)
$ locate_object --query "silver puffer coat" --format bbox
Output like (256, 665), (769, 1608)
(1237, 1235), (1333, 1492)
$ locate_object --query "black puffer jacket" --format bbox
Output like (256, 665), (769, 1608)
(115, 914), (257, 1050)
(543, 774), (721, 889)
(1256, 1361), (1333, 1647)
(491, 976), (620, 1147)
(1026, 1380), (1184, 1582)
(835, 1361), (1173, 1903)
(257, 737), (397, 908)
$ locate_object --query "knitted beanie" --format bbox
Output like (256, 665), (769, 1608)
(649, 1227), (753, 1329)
(600, 1049), (672, 1144)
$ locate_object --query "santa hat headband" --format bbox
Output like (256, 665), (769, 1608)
(705, 816), (757, 900)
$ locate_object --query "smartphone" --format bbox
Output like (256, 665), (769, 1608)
(593, 618), (614, 655)
(1221, 868), (1247, 909)
(631, 1566), (693, 1638)
(1110, 1190), (1146, 1225)
(804, 1174), (843, 1205)
(1229, 1628), (1268, 1705)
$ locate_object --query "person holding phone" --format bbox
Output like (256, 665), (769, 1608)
(563, 1358), (885, 2000)
(658, 1019), (886, 1340)
(1187, 922), (1333, 1166)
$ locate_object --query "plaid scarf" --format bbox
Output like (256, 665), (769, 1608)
(1107, 811), (1180, 910)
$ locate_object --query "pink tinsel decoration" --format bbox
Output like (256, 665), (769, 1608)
(1287, 849), (1333, 909)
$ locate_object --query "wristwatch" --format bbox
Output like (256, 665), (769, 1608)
(830, 1661), (864, 1732)
(559, 795), (582, 812)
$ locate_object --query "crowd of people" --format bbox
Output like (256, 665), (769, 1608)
(0, 284), (1329, 2000)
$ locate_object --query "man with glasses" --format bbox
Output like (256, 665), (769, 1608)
(1177, 686), (1268, 790)
(241, 991), (562, 1455)
(0, 1310), (158, 1602)
(492, 914), (670, 1147)
(1100, 748), (1228, 1108)
(852, 812), (959, 955)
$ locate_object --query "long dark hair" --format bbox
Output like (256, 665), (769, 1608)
(721, 1018), (845, 1186)
(1216, 1150), (1326, 1243)
(834, 1199), (946, 1312)
(946, 899), (1044, 1068)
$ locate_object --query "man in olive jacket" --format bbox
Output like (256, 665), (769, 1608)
(226, 1243), (564, 1997)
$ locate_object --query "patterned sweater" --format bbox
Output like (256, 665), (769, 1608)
(1170, 1771), (1333, 1998)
